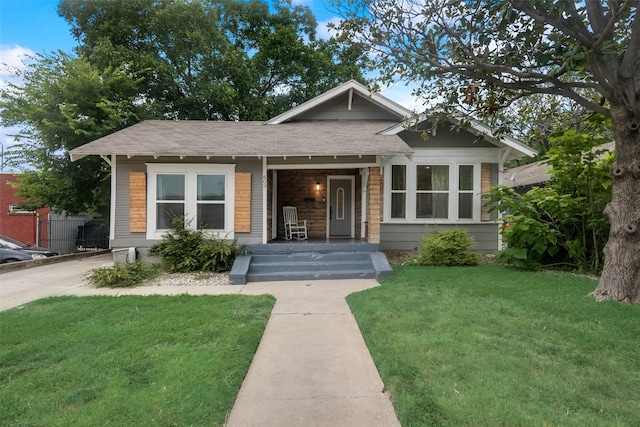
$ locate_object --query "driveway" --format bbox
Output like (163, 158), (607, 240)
(0, 254), (113, 311)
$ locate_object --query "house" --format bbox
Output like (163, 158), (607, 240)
(502, 160), (552, 194)
(69, 80), (536, 267)
(503, 141), (615, 193)
(0, 172), (51, 245)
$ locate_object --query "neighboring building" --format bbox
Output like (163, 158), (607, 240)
(502, 160), (552, 194)
(503, 141), (615, 193)
(69, 80), (536, 256)
(0, 172), (50, 245)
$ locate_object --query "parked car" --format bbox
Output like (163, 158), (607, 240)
(75, 219), (109, 251)
(0, 235), (60, 258)
(0, 247), (39, 263)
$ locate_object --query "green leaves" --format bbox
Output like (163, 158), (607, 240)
(488, 128), (612, 273)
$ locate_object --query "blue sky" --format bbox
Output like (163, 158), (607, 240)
(0, 0), (419, 168)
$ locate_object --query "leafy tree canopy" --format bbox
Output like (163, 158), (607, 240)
(332, 0), (640, 303)
(0, 0), (369, 217)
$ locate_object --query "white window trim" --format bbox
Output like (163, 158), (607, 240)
(146, 163), (235, 240)
(384, 159), (482, 223)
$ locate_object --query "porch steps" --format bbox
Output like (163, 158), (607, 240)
(229, 242), (392, 285)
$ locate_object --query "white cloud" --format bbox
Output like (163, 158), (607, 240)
(0, 45), (35, 76)
(317, 16), (342, 40)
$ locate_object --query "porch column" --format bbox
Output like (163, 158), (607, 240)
(367, 167), (381, 243)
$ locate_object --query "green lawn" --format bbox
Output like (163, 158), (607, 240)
(0, 295), (274, 426)
(348, 264), (640, 427)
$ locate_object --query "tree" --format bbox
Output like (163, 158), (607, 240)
(0, 54), (144, 216)
(333, 0), (640, 303)
(58, 0), (369, 120)
(1, 0), (368, 216)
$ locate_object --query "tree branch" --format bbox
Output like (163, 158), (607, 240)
(510, 0), (595, 48)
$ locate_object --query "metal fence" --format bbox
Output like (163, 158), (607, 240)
(38, 218), (109, 255)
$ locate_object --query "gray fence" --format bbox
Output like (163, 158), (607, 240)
(38, 218), (109, 255)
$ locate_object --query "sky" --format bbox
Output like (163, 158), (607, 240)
(0, 0), (420, 170)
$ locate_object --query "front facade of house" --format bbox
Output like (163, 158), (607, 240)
(70, 81), (535, 256)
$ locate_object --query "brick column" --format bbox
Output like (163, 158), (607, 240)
(367, 167), (381, 243)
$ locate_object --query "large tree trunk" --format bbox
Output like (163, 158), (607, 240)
(591, 105), (640, 303)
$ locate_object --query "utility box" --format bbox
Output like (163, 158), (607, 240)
(112, 247), (137, 264)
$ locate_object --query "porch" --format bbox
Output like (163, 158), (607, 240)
(229, 239), (392, 285)
(267, 167), (382, 243)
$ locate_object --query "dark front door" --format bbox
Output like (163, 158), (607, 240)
(329, 178), (352, 237)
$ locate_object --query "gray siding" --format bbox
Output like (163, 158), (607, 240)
(399, 126), (496, 148)
(380, 223), (499, 253)
(113, 156), (264, 256)
(295, 93), (401, 121)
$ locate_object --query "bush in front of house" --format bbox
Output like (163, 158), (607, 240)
(87, 262), (161, 288)
(408, 228), (478, 267)
(149, 216), (242, 273)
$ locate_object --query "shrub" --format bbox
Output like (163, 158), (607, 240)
(409, 228), (478, 266)
(87, 262), (161, 288)
(149, 216), (242, 273)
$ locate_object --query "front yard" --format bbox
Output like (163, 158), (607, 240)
(0, 294), (274, 426)
(2, 264), (639, 426)
(348, 264), (640, 426)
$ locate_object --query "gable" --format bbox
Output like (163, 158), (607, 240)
(398, 126), (496, 148)
(293, 92), (401, 121)
(382, 116), (537, 160)
(266, 80), (411, 124)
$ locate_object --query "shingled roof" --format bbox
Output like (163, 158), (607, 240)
(69, 120), (413, 161)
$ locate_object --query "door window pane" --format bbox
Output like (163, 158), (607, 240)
(336, 188), (345, 220)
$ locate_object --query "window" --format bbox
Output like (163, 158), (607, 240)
(197, 175), (225, 229)
(458, 165), (474, 219)
(147, 164), (235, 239)
(390, 165), (406, 219)
(156, 174), (185, 229)
(416, 165), (449, 219)
(385, 161), (481, 222)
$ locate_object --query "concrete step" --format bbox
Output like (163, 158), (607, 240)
(249, 260), (373, 274)
(229, 246), (393, 285)
(250, 252), (372, 264)
(246, 269), (378, 282)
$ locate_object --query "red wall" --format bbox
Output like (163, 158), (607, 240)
(0, 173), (50, 245)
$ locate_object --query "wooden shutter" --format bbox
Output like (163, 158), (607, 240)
(234, 173), (251, 233)
(129, 172), (147, 232)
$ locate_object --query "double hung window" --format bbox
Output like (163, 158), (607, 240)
(416, 165), (449, 219)
(147, 164), (235, 239)
(390, 165), (407, 219)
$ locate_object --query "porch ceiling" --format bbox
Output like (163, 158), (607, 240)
(70, 120), (413, 161)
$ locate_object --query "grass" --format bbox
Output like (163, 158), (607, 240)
(0, 294), (275, 426)
(347, 264), (640, 426)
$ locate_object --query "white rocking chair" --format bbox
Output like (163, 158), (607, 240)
(283, 206), (308, 240)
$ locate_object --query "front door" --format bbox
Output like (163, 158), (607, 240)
(328, 177), (353, 237)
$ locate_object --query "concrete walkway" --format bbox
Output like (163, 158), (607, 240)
(1, 260), (400, 426)
(228, 280), (400, 426)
